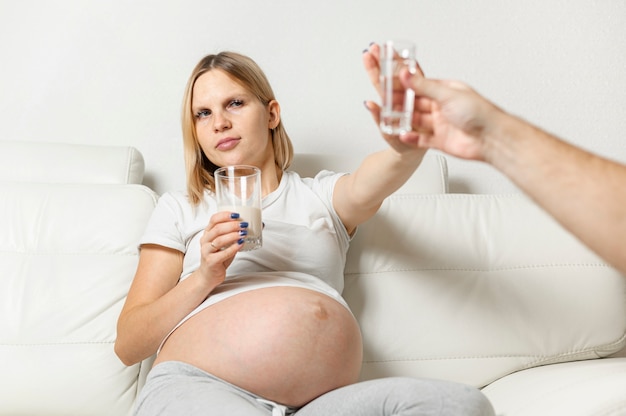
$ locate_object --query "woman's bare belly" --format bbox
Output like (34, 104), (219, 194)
(154, 286), (363, 407)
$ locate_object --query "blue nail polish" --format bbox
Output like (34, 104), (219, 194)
(239, 222), (248, 228)
(239, 230), (248, 236)
(237, 238), (245, 245)
(230, 212), (240, 219)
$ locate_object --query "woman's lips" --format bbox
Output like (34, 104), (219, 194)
(216, 137), (240, 151)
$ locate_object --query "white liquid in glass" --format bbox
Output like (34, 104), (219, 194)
(219, 205), (262, 251)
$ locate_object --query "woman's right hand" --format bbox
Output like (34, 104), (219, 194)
(114, 210), (246, 365)
(196, 211), (246, 286)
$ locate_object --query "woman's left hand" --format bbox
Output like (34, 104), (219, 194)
(362, 42), (426, 155)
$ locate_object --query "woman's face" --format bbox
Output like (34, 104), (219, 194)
(191, 69), (279, 170)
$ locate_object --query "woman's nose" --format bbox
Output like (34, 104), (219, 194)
(212, 112), (231, 132)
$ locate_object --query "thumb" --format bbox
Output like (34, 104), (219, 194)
(400, 68), (446, 101)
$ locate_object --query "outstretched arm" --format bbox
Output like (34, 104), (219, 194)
(399, 71), (626, 275)
(332, 44), (426, 234)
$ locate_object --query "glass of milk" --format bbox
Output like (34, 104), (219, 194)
(214, 165), (263, 251)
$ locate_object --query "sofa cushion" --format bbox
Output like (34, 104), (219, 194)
(0, 140), (145, 184)
(343, 193), (626, 388)
(482, 357), (626, 416)
(0, 182), (157, 416)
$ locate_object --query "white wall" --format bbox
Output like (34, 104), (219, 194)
(1, 0), (625, 194)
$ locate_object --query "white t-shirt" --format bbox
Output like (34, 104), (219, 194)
(140, 170), (353, 345)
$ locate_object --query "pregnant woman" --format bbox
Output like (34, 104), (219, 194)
(114, 49), (494, 416)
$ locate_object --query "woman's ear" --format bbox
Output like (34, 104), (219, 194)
(268, 100), (281, 129)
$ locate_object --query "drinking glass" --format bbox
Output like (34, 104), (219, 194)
(380, 40), (416, 135)
(214, 165), (263, 251)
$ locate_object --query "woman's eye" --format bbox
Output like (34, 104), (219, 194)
(195, 109), (211, 119)
(229, 99), (243, 108)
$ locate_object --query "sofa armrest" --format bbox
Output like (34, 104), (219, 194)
(0, 141), (157, 416)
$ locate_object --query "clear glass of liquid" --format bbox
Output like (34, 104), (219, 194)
(380, 40), (416, 135)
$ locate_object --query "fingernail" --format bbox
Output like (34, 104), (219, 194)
(230, 212), (240, 219)
(239, 222), (249, 228)
(237, 238), (245, 245)
(239, 230), (248, 236)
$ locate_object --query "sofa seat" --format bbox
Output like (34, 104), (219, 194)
(483, 358), (626, 415)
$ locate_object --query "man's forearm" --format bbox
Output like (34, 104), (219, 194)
(486, 113), (626, 274)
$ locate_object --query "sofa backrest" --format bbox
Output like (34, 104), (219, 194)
(343, 192), (626, 387)
(0, 140), (145, 184)
(0, 141), (157, 416)
(291, 152), (449, 194)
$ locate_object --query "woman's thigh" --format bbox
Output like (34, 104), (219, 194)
(296, 377), (494, 416)
(134, 361), (271, 416)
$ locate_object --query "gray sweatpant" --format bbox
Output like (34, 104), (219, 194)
(133, 361), (495, 416)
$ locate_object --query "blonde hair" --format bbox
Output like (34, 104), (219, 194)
(181, 51), (294, 205)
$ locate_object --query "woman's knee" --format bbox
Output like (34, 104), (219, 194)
(383, 377), (494, 416)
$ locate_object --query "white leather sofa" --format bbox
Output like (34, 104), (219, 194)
(2, 140), (625, 416)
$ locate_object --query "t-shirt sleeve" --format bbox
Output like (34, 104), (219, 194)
(139, 191), (188, 253)
(307, 169), (354, 242)
(304, 169), (346, 208)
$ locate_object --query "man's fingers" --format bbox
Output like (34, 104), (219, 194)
(400, 68), (447, 101)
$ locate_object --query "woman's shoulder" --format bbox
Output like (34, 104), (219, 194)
(155, 190), (191, 209)
(284, 169), (345, 186)
(155, 189), (215, 216)
(282, 169), (347, 205)
(150, 188), (216, 231)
